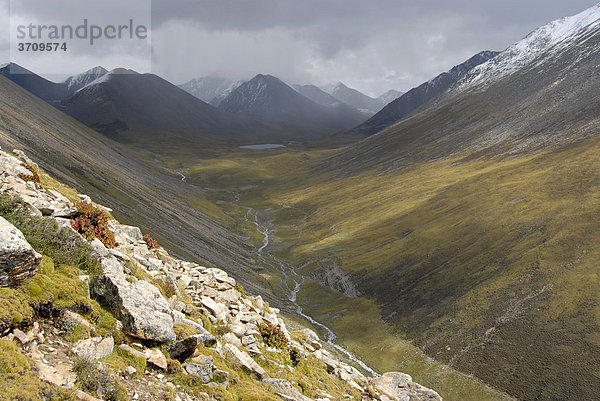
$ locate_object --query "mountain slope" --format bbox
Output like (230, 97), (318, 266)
(292, 84), (347, 107)
(255, 5), (600, 400)
(0, 74), (284, 300)
(63, 66), (108, 94)
(352, 51), (499, 136)
(331, 4), (600, 174)
(0, 63), (68, 105)
(326, 82), (383, 114)
(178, 76), (234, 104)
(58, 69), (285, 147)
(377, 89), (404, 106)
(219, 74), (368, 133)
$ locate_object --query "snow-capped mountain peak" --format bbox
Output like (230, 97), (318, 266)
(457, 4), (600, 92)
(64, 66), (108, 93)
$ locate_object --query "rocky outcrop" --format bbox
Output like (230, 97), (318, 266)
(263, 378), (314, 401)
(223, 343), (267, 378)
(72, 336), (114, 360)
(371, 372), (442, 401)
(91, 256), (176, 343)
(0, 216), (41, 287)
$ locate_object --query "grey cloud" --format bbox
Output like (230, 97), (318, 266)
(2, 0), (599, 95)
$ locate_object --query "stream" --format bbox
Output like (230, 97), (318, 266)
(231, 194), (379, 376)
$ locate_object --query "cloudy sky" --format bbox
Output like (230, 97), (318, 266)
(1, 0), (599, 96)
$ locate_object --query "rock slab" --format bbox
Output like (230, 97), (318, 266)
(91, 256), (175, 342)
(0, 216), (41, 287)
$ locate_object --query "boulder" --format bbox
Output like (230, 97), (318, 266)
(222, 343), (267, 378)
(0, 216), (41, 287)
(166, 333), (215, 361)
(370, 372), (442, 401)
(145, 348), (168, 370)
(263, 378), (313, 401)
(112, 224), (143, 243)
(118, 344), (146, 359)
(72, 337), (114, 360)
(184, 362), (213, 383)
(222, 332), (242, 348)
(200, 296), (228, 321)
(91, 256), (175, 342)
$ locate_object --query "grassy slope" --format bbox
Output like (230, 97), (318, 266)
(171, 146), (516, 401)
(173, 134), (600, 400)
(262, 137), (600, 401)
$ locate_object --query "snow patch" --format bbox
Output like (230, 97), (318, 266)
(456, 4), (600, 92)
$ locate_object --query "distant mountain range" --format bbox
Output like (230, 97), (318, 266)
(325, 82), (385, 114)
(0, 65), (371, 147)
(217, 74), (368, 131)
(352, 50), (499, 136)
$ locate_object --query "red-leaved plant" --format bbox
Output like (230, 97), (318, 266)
(18, 163), (41, 183)
(70, 201), (116, 248)
(143, 234), (159, 249)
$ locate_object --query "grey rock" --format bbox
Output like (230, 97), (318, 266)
(145, 348), (168, 370)
(184, 362), (213, 383)
(371, 372), (442, 401)
(72, 337), (114, 360)
(91, 256), (175, 342)
(166, 333), (215, 361)
(118, 344), (146, 359)
(0, 216), (41, 287)
(222, 343), (267, 378)
(112, 224), (143, 243)
(263, 378), (313, 401)
(222, 332), (242, 348)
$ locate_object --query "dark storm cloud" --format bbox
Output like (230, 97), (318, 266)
(2, 0), (599, 95)
(149, 0), (599, 95)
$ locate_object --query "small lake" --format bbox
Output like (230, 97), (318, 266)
(239, 144), (286, 150)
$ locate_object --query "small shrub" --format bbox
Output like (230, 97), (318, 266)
(70, 201), (116, 248)
(143, 234), (159, 249)
(234, 284), (246, 299)
(258, 322), (288, 349)
(0, 191), (99, 273)
(18, 163), (41, 184)
(166, 358), (182, 374)
(73, 357), (127, 401)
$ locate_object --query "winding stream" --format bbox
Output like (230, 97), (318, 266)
(231, 195), (379, 376)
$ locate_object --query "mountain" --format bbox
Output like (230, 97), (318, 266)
(292, 84), (346, 107)
(326, 82), (383, 114)
(63, 66), (108, 94)
(219, 74), (368, 132)
(57, 68), (289, 148)
(352, 50), (499, 136)
(0, 63), (68, 105)
(377, 89), (404, 106)
(178, 76), (234, 104)
(282, 5), (600, 400)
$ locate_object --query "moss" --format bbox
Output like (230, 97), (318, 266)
(0, 338), (74, 400)
(66, 324), (91, 342)
(24, 256), (95, 317)
(173, 323), (199, 340)
(0, 287), (34, 334)
(104, 347), (146, 379)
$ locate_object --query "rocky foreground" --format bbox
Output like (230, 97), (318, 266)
(0, 148), (441, 401)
